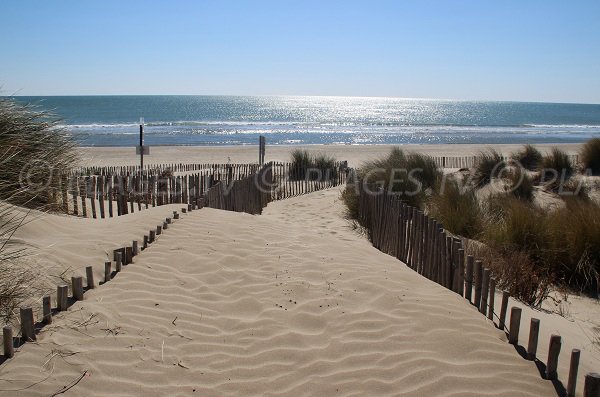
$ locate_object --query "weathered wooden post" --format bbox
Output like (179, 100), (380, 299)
(132, 240), (139, 256)
(86, 266), (95, 289)
(20, 307), (36, 341)
(546, 334), (562, 380)
(465, 255), (474, 302)
(125, 247), (132, 264)
(527, 318), (540, 360)
(567, 349), (580, 397)
(72, 276), (84, 301)
(163, 221), (168, 230)
(143, 235), (148, 249)
(480, 268), (490, 315)
(3, 326), (14, 358)
(116, 252), (123, 272)
(104, 261), (112, 282)
(42, 295), (52, 324)
(474, 260), (483, 309)
(584, 373), (600, 397)
(488, 278), (496, 321)
(499, 291), (510, 331)
(149, 230), (156, 243)
(57, 285), (68, 311)
(508, 307), (521, 345)
(156, 225), (162, 235)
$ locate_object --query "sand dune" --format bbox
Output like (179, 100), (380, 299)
(0, 189), (557, 396)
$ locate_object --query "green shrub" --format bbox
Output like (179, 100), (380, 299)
(428, 177), (483, 238)
(0, 98), (77, 211)
(512, 144), (543, 170)
(474, 149), (506, 187)
(580, 138), (600, 175)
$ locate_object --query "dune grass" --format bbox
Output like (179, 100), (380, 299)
(428, 177), (483, 239)
(289, 149), (337, 181)
(0, 97), (78, 211)
(580, 137), (600, 175)
(0, 97), (77, 322)
(512, 144), (543, 171)
(504, 166), (534, 201)
(539, 147), (573, 185)
(342, 144), (600, 301)
(473, 148), (506, 188)
(358, 147), (441, 208)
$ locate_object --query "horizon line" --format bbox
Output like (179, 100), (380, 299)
(3, 93), (600, 106)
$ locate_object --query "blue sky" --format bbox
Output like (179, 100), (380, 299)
(1, 1), (599, 103)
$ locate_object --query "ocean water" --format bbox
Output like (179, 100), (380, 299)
(8, 95), (600, 147)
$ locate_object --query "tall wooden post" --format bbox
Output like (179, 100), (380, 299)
(139, 117), (144, 169)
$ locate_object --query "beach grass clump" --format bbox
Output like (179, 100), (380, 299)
(0, 204), (30, 323)
(504, 166), (534, 201)
(580, 137), (600, 175)
(473, 149), (506, 188)
(547, 200), (600, 292)
(0, 97), (77, 211)
(428, 177), (483, 239)
(289, 149), (337, 181)
(512, 144), (543, 171)
(358, 147), (441, 208)
(340, 184), (360, 221)
(539, 147), (573, 185)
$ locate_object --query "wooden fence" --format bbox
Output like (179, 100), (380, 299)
(354, 181), (599, 397)
(430, 154), (580, 169)
(63, 161), (349, 218)
(204, 163), (273, 215)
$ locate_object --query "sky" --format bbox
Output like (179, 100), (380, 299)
(1, 1), (599, 103)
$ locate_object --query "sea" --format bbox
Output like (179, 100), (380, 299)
(8, 95), (600, 147)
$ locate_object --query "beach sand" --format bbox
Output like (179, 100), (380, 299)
(77, 143), (584, 168)
(1, 189), (558, 396)
(1, 144), (597, 396)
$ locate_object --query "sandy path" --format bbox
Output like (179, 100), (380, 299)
(0, 189), (555, 396)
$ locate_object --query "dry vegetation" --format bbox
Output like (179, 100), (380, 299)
(0, 97), (78, 323)
(342, 141), (600, 306)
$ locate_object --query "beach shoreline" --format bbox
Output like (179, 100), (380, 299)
(77, 142), (584, 168)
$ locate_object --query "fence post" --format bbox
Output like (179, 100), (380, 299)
(584, 373), (600, 397)
(3, 326), (14, 358)
(509, 307), (521, 345)
(474, 260), (483, 308)
(546, 335), (562, 380)
(480, 268), (490, 315)
(527, 318), (540, 360)
(57, 285), (68, 311)
(567, 349), (580, 397)
(20, 307), (36, 342)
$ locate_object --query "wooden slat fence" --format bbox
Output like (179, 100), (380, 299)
(63, 161), (350, 218)
(353, 180), (597, 397)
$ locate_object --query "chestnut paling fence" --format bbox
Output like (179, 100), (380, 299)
(61, 161), (349, 218)
(354, 180), (599, 397)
